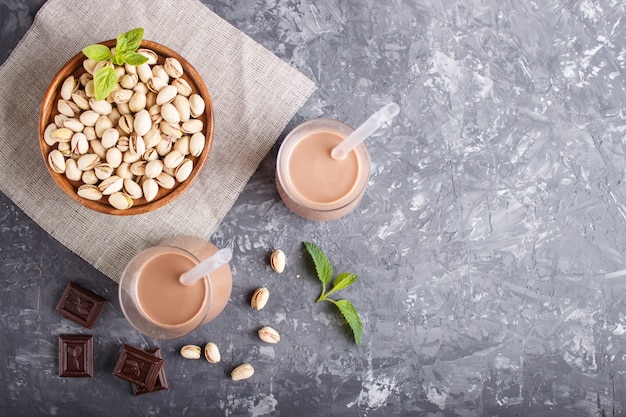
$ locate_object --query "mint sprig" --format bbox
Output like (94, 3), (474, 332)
(82, 28), (148, 100)
(304, 242), (363, 346)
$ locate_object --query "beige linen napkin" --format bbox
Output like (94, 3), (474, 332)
(0, 0), (315, 282)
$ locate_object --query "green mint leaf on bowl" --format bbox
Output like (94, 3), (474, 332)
(304, 242), (333, 287)
(118, 28), (144, 53)
(121, 51), (148, 66)
(81, 28), (146, 102)
(303, 242), (363, 346)
(93, 66), (117, 101)
(333, 299), (363, 346)
(82, 44), (112, 62)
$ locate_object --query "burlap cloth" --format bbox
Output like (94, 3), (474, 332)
(0, 0), (315, 282)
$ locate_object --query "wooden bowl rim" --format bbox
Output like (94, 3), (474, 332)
(39, 39), (214, 215)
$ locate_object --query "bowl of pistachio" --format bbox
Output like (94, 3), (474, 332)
(39, 28), (214, 215)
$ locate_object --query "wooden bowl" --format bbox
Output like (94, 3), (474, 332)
(39, 40), (214, 215)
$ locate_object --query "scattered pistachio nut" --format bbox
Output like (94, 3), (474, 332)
(258, 326), (280, 344)
(231, 363), (254, 381)
(250, 287), (269, 310)
(270, 249), (286, 273)
(180, 344), (202, 359)
(204, 342), (221, 363)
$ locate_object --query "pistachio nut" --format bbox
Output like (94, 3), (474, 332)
(175, 158), (193, 182)
(60, 75), (77, 101)
(270, 249), (286, 273)
(258, 326), (281, 344)
(231, 363), (254, 381)
(123, 179), (143, 200)
(203, 342), (221, 363)
(65, 159), (82, 182)
(250, 287), (269, 310)
(189, 132), (205, 157)
(156, 85), (177, 106)
(47, 149), (66, 174)
(77, 184), (102, 201)
(142, 177), (159, 202)
(98, 175), (123, 195)
(181, 119), (203, 134)
(180, 345), (202, 360)
(133, 109), (152, 136)
(77, 153), (101, 171)
(81, 170), (99, 185)
(108, 192), (133, 210)
(161, 102), (180, 123)
(173, 78), (192, 96)
(189, 94), (205, 117)
(106, 147), (123, 168)
(145, 159), (164, 179)
(155, 172), (176, 189)
(164, 57), (184, 78)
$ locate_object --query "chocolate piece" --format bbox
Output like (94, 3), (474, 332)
(55, 281), (107, 329)
(58, 334), (94, 377)
(132, 347), (169, 395)
(113, 344), (164, 390)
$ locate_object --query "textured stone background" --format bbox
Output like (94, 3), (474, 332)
(2, 0), (626, 416)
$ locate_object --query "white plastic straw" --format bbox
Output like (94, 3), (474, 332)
(179, 248), (232, 285)
(331, 102), (400, 160)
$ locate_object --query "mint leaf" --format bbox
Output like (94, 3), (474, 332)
(326, 272), (358, 297)
(334, 299), (363, 346)
(93, 66), (117, 101)
(304, 242), (333, 286)
(118, 28), (144, 53)
(82, 44), (111, 62)
(122, 51), (149, 66)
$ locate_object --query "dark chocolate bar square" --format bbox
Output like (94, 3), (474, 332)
(58, 334), (94, 377)
(55, 281), (107, 329)
(132, 347), (169, 395)
(113, 344), (164, 390)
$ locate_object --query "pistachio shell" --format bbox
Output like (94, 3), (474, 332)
(116, 162), (133, 180)
(152, 64), (169, 82)
(123, 179), (143, 199)
(270, 249), (286, 273)
(44, 123), (57, 146)
(155, 172), (176, 189)
(133, 109), (152, 136)
(120, 73), (138, 90)
(182, 119), (203, 134)
(129, 133), (146, 156)
(101, 128), (120, 149)
(98, 175), (124, 195)
(258, 326), (280, 344)
(79, 110), (100, 127)
(63, 118), (85, 133)
(175, 158), (193, 182)
(163, 150), (184, 169)
(173, 78), (192, 96)
(89, 139), (107, 159)
(156, 85), (177, 105)
(173, 95), (191, 122)
(71, 132), (89, 155)
(189, 132), (205, 157)
(89, 99), (112, 115)
(108, 192), (133, 210)
(250, 287), (269, 310)
(65, 159), (82, 181)
(137, 49), (158, 65)
(47, 149), (66, 173)
(81, 170), (99, 185)
(147, 76), (168, 93)
(231, 364), (254, 381)
(60, 75), (77, 101)
(112, 89), (133, 104)
(51, 127), (73, 142)
(161, 102), (180, 123)
(204, 342), (220, 363)
(77, 153), (101, 171)
(164, 57), (184, 78)
(94, 163), (114, 180)
(106, 147), (123, 168)
(143, 126), (161, 148)
(142, 178), (159, 202)
(145, 159), (164, 179)
(118, 114), (134, 134)
(57, 99), (79, 117)
(129, 91), (147, 113)
(137, 62), (153, 83)
(173, 136), (190, 155)
(189, 94), (205, 117)
(95, 115), (113, 138)
(130, 160), (147, 177)
(159, 121), (183, 138)
(77, 184), (103, 201)
(180, 345), (201, 360)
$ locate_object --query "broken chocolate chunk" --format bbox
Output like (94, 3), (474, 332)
(55, 281), (107, 329)
(113, 344), (164, 390)
(58, 334), (94, 377)
(132, 347), (169, 395)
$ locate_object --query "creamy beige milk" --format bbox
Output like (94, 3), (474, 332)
(276, 118), (370, 221)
